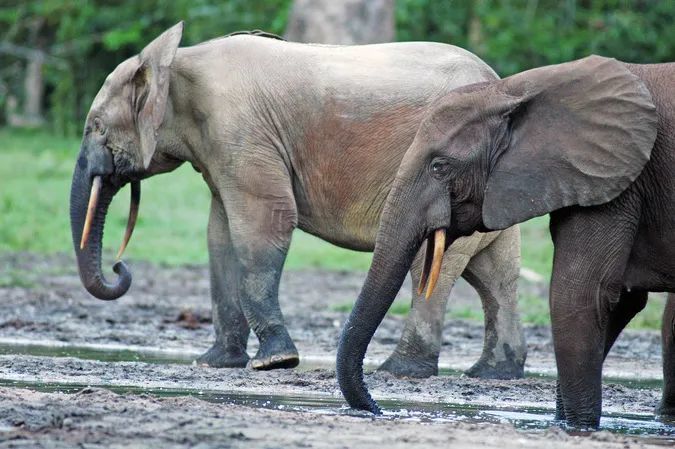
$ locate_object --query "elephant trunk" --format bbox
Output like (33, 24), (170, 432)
(70, 161), (132, 301)
(336, 179), (442, 413)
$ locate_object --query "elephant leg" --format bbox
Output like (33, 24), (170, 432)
(219, 165), (299, 371)
(378, 239), (471, 378)
(658, 293), (675, 418)
(462, 226), (526, 379)
(549, 211), (636, 429)
(197, 196), (251, 368)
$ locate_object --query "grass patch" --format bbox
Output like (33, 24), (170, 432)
(628, 294), (667, 330)
(0, 269), (36, 288)
(448, 306), (484, 322)
(519, 216), (553, 279)
(331, 300), (412, 316)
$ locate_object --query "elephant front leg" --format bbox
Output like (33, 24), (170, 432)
(197, 196), (250, 368)
(658, 293), (675, 418)
(462, 227), (526, 379)
(378, 242), (463, 378)
(550, 211), (637, 429)
(553, 289), (647, 420)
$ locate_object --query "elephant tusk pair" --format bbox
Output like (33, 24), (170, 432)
(417, 228), (446, 301)
(79, 175), (141, 260)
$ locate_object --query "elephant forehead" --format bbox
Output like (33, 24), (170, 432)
(89, 57), (139, 113)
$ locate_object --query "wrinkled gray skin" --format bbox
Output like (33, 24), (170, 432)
(337, 55), (675, 429)
(69, 23), (526, 377)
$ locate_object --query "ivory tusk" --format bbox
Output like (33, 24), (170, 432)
(417, 234), (434, 295)
(116, 181), (141, 260)
(425, 228), (446, 300)
(80, 176), (102, 250)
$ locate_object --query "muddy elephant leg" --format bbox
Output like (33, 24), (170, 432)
(378, 240), (470, 378)
(549, 211), (636, 429)
(197, 196), (251, 368)
(219, 164), (299, 370)
(462, 226), (526, 379)
(658, 293), (675, 417)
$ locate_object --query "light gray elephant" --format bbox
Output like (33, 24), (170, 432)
(69, 22), (526, 377)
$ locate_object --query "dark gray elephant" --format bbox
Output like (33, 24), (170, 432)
(337, 55), (675, 429)
(69, 23), (526, 378)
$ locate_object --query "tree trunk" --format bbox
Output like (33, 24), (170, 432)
(22, 52), (45, 124)
(285, 0), (395, 45)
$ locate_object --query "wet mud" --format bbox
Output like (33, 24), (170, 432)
(0, 253), (672, 448)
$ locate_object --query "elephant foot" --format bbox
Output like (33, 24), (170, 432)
(656, 402), (675, 423)
(249, 326), (299, 370)
(465, 354), (525, 380)
(196, 343), (249, 368)
(378, 352), (438, 378)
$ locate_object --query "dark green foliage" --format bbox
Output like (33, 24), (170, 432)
(396, 0), (675, 76)
(0, 0), (673, 134)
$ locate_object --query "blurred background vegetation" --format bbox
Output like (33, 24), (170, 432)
(1, 0), (673, 134)
(1, 0), (670, 327)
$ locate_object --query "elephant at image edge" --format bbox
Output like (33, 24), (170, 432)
(337, 55), (675, 429)
(69, 22), (526, 379)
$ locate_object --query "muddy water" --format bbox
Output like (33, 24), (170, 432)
(0, 254), (672, 448)
(0, 340), (663, 390)
(1, 376), (673, 442)
(0, 341), (672, 445)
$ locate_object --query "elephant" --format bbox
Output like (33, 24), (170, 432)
(336, 55), (675, 429)
(69, 22), (527, 379)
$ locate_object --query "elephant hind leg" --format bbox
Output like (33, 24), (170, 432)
(378, 238), (469, 378)
(658, 293), (675, 418)
(462, 226), (526, 380)
(217, 156), (300, 371)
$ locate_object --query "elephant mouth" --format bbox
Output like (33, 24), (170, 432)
(80, 174), (141, 260)
(416, 228), (447, 300)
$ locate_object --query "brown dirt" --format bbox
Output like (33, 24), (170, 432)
(0, 252), (671, 448)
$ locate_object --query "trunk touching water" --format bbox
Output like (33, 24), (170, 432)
(336, 174), (450, 413)
(70, 164), (132, 301)
(336, 176), (448, 413)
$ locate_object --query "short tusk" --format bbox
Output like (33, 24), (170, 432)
(116, 181), (141, 260)
(425, 228), (446, 300)
(80, 176), (102, 250)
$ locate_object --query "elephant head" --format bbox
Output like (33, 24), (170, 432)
(337, 55), (658, 413)
(70, 22), (183, 300)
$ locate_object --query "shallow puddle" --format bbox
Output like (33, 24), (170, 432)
(0, 376), (672, 445)
(0, 340), (664, 390)
(0, 341), (196, 365)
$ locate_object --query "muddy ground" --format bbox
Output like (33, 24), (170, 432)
(0, 252), (672, 448)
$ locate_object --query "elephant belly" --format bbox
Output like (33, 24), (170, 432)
(296, 207), (378, 252)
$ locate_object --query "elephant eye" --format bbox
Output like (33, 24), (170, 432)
(93, 117), (106, 135)
(430, 157), (451, 178)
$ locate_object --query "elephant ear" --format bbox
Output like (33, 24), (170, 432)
(482, 55), (657, 230)
(133, 22), (183, 169)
